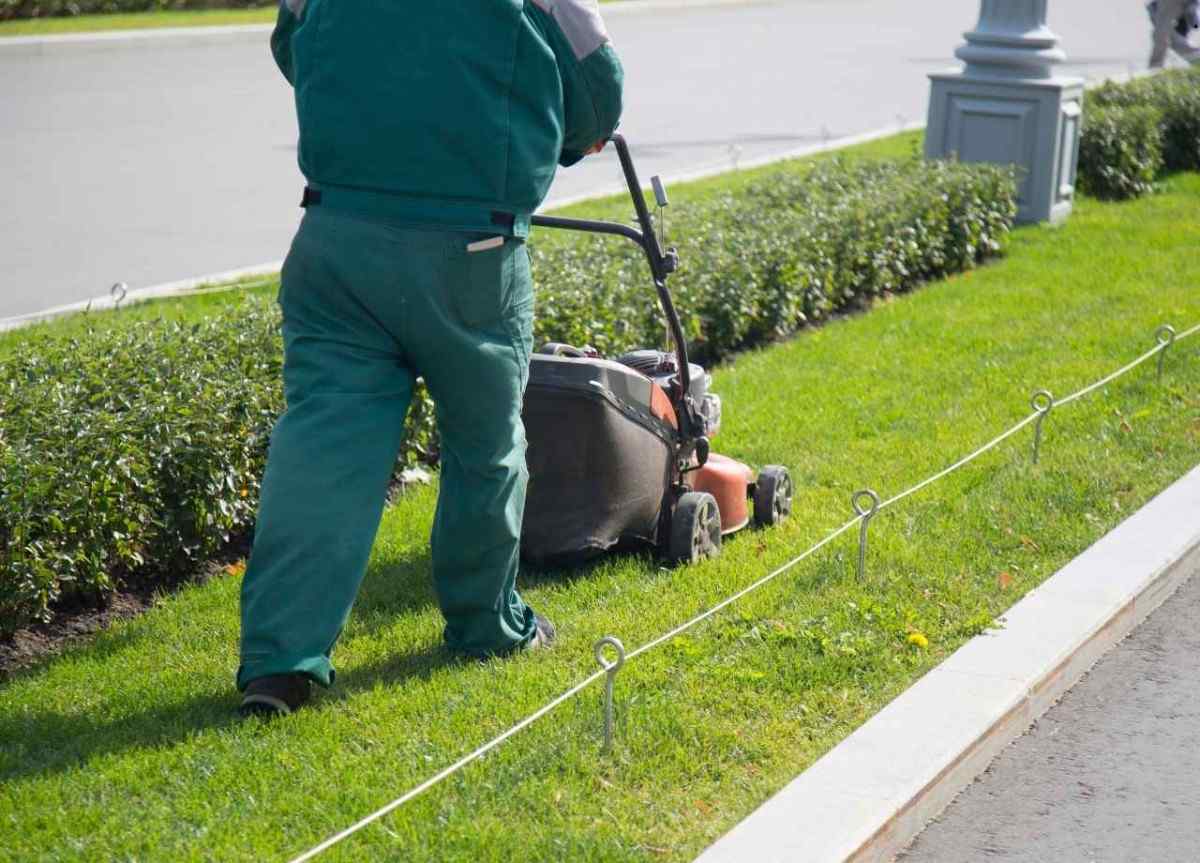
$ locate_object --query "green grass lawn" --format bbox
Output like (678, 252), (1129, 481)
(0, 6), (275, 36)
(0, 0), (627, 37)
(2, 161), (1199, 860)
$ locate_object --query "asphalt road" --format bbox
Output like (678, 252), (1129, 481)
(900, 570), (1200, 863)
(0, 0), (1161, 320)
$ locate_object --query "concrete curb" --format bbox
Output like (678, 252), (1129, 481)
(0, 261), (282, 333)
(695, 464), (1200, 863)
(545, 121), (927, 212)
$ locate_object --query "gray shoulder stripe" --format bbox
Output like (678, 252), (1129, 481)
(537, 0), (610, 60)
(283, 0), (305, 18)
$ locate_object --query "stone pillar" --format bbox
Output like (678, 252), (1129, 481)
(925, 0), (1084, 224)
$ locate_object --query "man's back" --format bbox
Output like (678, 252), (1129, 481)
(272, 0), (623, 233)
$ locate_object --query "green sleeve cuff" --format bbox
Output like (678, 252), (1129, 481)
(558, 41), (624, 165)
(579, 43), (624, 142)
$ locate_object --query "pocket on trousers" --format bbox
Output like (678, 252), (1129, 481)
(504, 245), (534, 389)
(448, 234), (516, 331)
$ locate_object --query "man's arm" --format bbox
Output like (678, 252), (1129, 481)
(270, 0), (307, 85)
(532, 0), (625, 166)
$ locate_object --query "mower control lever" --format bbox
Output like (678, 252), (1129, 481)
(651, 175), (670, 258)
(651, 176), (669, 209)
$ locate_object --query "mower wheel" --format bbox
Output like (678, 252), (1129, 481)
(669, 491), (723, 565)
(753, 465), (793, 527)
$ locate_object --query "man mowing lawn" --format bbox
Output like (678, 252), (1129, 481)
(237, 0), (623, 717)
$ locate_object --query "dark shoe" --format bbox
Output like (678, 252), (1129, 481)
(525, 613), (557, 651)
(239, 673), (311, 717)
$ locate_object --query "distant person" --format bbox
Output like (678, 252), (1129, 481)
(1148, 0), (1200, 66)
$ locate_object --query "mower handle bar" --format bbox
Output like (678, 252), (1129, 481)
(529, 134), (696, 436)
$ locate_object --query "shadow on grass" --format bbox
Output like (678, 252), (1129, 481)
(0, 541), (442, 690)
(0, 549), (444, 785)
(341, 548), (440, 635)
(0, 545), (633, 785)
(0, 639), (463, 786)
(347, 536), (635, 640)
(0, 688), (245, 785)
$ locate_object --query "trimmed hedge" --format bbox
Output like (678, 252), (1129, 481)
(0, 156), (1015, 636)
(1, 313), (278, 632)
(1079, 68), (1200, 199)
(0, 0), (268, 21)
(1089, 68), (1200, 172)
(533, 157), (1016, 364)
(1077, 105), (1164, 200)
(0, 310), (440, 635)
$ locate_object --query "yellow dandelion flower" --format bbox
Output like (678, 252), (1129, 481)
(907, 632), (929, 649)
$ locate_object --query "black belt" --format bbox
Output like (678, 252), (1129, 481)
(301, 186), (517, 232)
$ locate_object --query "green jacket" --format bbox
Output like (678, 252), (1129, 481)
(271, 0), (624, 237)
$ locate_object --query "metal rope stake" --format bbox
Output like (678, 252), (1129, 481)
(852, 489), (880, 582)
(1030, 390), (1054, 463)
(110, 281), (128, 309)
(1156, 325), (1176, 382)
(593, 636), (626, 753)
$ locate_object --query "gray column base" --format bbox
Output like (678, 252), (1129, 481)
(925, 72), (1084, 224)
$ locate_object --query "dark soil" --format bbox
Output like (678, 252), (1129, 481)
(0, 539), (250, 682)
(0, 471), (430, 682)
(0, 591), (154, 680)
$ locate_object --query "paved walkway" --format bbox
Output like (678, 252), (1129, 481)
(900, 570), (1200, 863)
(0, 0), (1161, 319)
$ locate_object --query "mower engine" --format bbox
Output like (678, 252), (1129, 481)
(615, 349), (722, 439)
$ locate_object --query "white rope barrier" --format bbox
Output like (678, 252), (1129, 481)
(1056, 341), (1166, 408)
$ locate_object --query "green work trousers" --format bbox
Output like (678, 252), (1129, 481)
(237, 207), (537, 690)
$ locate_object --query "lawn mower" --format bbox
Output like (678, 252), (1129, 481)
(520, 134), (792, 566)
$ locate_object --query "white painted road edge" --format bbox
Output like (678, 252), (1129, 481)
(696, 464), (1200, 863)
